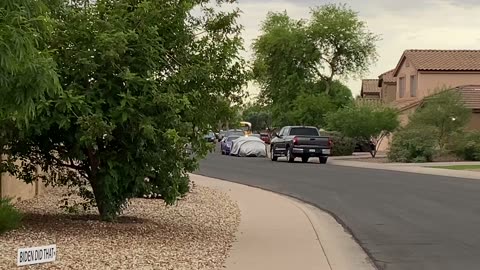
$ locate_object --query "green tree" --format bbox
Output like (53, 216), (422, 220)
(307, 4), (379, 94)
(251, 5), (375, 125)
(325, 103), (399, 157)
(0, 0), (246, 221)
(252, 12), (312, 109)
(242, 103), (272, 132)
(0, 0), (60, 121)
(290, 93), (336, 127)
(408, 90), (470, 150)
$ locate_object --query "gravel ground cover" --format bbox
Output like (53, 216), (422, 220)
(0, 184), (240, 270)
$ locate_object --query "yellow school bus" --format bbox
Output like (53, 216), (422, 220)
(240, 121), (252, 136)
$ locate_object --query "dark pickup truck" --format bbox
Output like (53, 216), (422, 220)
(270, 126), (332, 164)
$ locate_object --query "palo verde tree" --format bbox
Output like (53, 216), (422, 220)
(408, 89), (470, 150)
(325, 103), (400, 157)
(0, 0), (246, 221)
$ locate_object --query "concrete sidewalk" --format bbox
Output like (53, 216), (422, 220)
(191, 174), (375, 270)
(330, 159), (480, 180)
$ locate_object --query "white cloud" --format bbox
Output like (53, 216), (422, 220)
(231, 0), (480, 97)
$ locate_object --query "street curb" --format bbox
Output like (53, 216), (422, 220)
(329, 160), (480, 181)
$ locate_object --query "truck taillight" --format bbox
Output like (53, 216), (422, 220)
(328, 138), (333, 147)
(293, 136), (299, 145)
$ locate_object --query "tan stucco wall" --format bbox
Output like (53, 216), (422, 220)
(466, 112), (480, 131)
(381, 83), (397, 103)
(395, 59), (419, 100)
(418, 72), (480, 98)
(0, 161), (44, 201)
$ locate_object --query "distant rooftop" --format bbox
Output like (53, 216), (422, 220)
(393, 49), (480, 77)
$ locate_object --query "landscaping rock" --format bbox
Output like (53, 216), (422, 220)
(0, 185), (240, 269)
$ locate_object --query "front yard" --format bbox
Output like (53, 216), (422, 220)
(0, 185), (240, 269)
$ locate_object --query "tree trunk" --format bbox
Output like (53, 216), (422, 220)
(90, 177), (117, 222)
(85, 147), (118, 222)
(325, 80), (331, 95)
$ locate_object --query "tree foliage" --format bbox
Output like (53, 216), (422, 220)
(326, 103), (399, 157)
(408, 90), (470, 150)
(0, 0), (246, 221)
(251, 4), (375, 126)
(242, 102), (272, 132)
(308, 4), (379, 94)
(290, 93), (336, 127)
(0, 0), (60, 121)
(388, 126), (438, 163)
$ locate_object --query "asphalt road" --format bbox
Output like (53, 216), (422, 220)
(196, 149), (480, 270)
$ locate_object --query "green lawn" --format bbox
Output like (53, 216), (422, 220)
(430, 165), (480, 170)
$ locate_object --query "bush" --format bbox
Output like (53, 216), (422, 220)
(325, 103), (399, 157)
(0, 198), (22, 234)
(388, 127), (438, 163)
(453, 131), (480, 161)
(323, 131), (355, 156)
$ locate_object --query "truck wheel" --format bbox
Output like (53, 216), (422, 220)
(270, 146), (278, 161)
(319, 156), (328, 164)
(301, 157), (309, 163)
(287, 147), (295, 163)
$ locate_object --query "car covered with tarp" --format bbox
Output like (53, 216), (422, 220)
(230, 136), (266, 157)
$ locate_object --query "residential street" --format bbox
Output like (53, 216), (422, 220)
(197, 152), (480, 270)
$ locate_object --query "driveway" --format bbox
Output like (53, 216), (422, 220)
(197, 151), (480, 270)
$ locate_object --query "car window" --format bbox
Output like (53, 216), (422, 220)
(289, 127), (319, 136)
(278, 128), (284, 136)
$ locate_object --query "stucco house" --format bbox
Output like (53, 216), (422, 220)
(387, 49), (480, 125)
(372, 49), (480, 151)
(378, 69), (396, 103)
(360, 79), (381, 99)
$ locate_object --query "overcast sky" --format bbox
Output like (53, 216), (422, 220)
(231, 0), (480, 98)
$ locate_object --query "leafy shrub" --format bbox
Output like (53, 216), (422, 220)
(323, 131), (355, 156)
(452, 131), (480, 161)
(137, 174), (190, 200)
(388, 127), (438, 163)
(0, 198), (23, 234)
(408, 90), (470, 150)
(325, 103), (399, 157)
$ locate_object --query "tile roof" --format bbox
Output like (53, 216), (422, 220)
(361, 79), (381, 95)
(379, 69), (396, 83)
(389, 98), (421, 111)
(393, 50), (480, 77)
(456, 85), (480, 109)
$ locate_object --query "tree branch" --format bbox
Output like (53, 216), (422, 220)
(50, 155), (84, 171)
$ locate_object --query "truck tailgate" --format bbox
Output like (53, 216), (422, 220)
(296, 136), (330, 147)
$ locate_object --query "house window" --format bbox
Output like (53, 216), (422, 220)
(399, 77), (406, 98)
(410, 75), (417, 97)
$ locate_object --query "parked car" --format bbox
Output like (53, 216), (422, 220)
(260, 133), (271, 144)
(250, 134), (261, 138)
(230, 136), (266, 157)
(204, 131), (216, 143)
(220, 135), (241, 155)
(270, 126), (332, 164)
(226, 129), (245, 137)
(355, 139), (375, 152)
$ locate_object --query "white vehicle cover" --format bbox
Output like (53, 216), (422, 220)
(230, 136), (266, 157)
